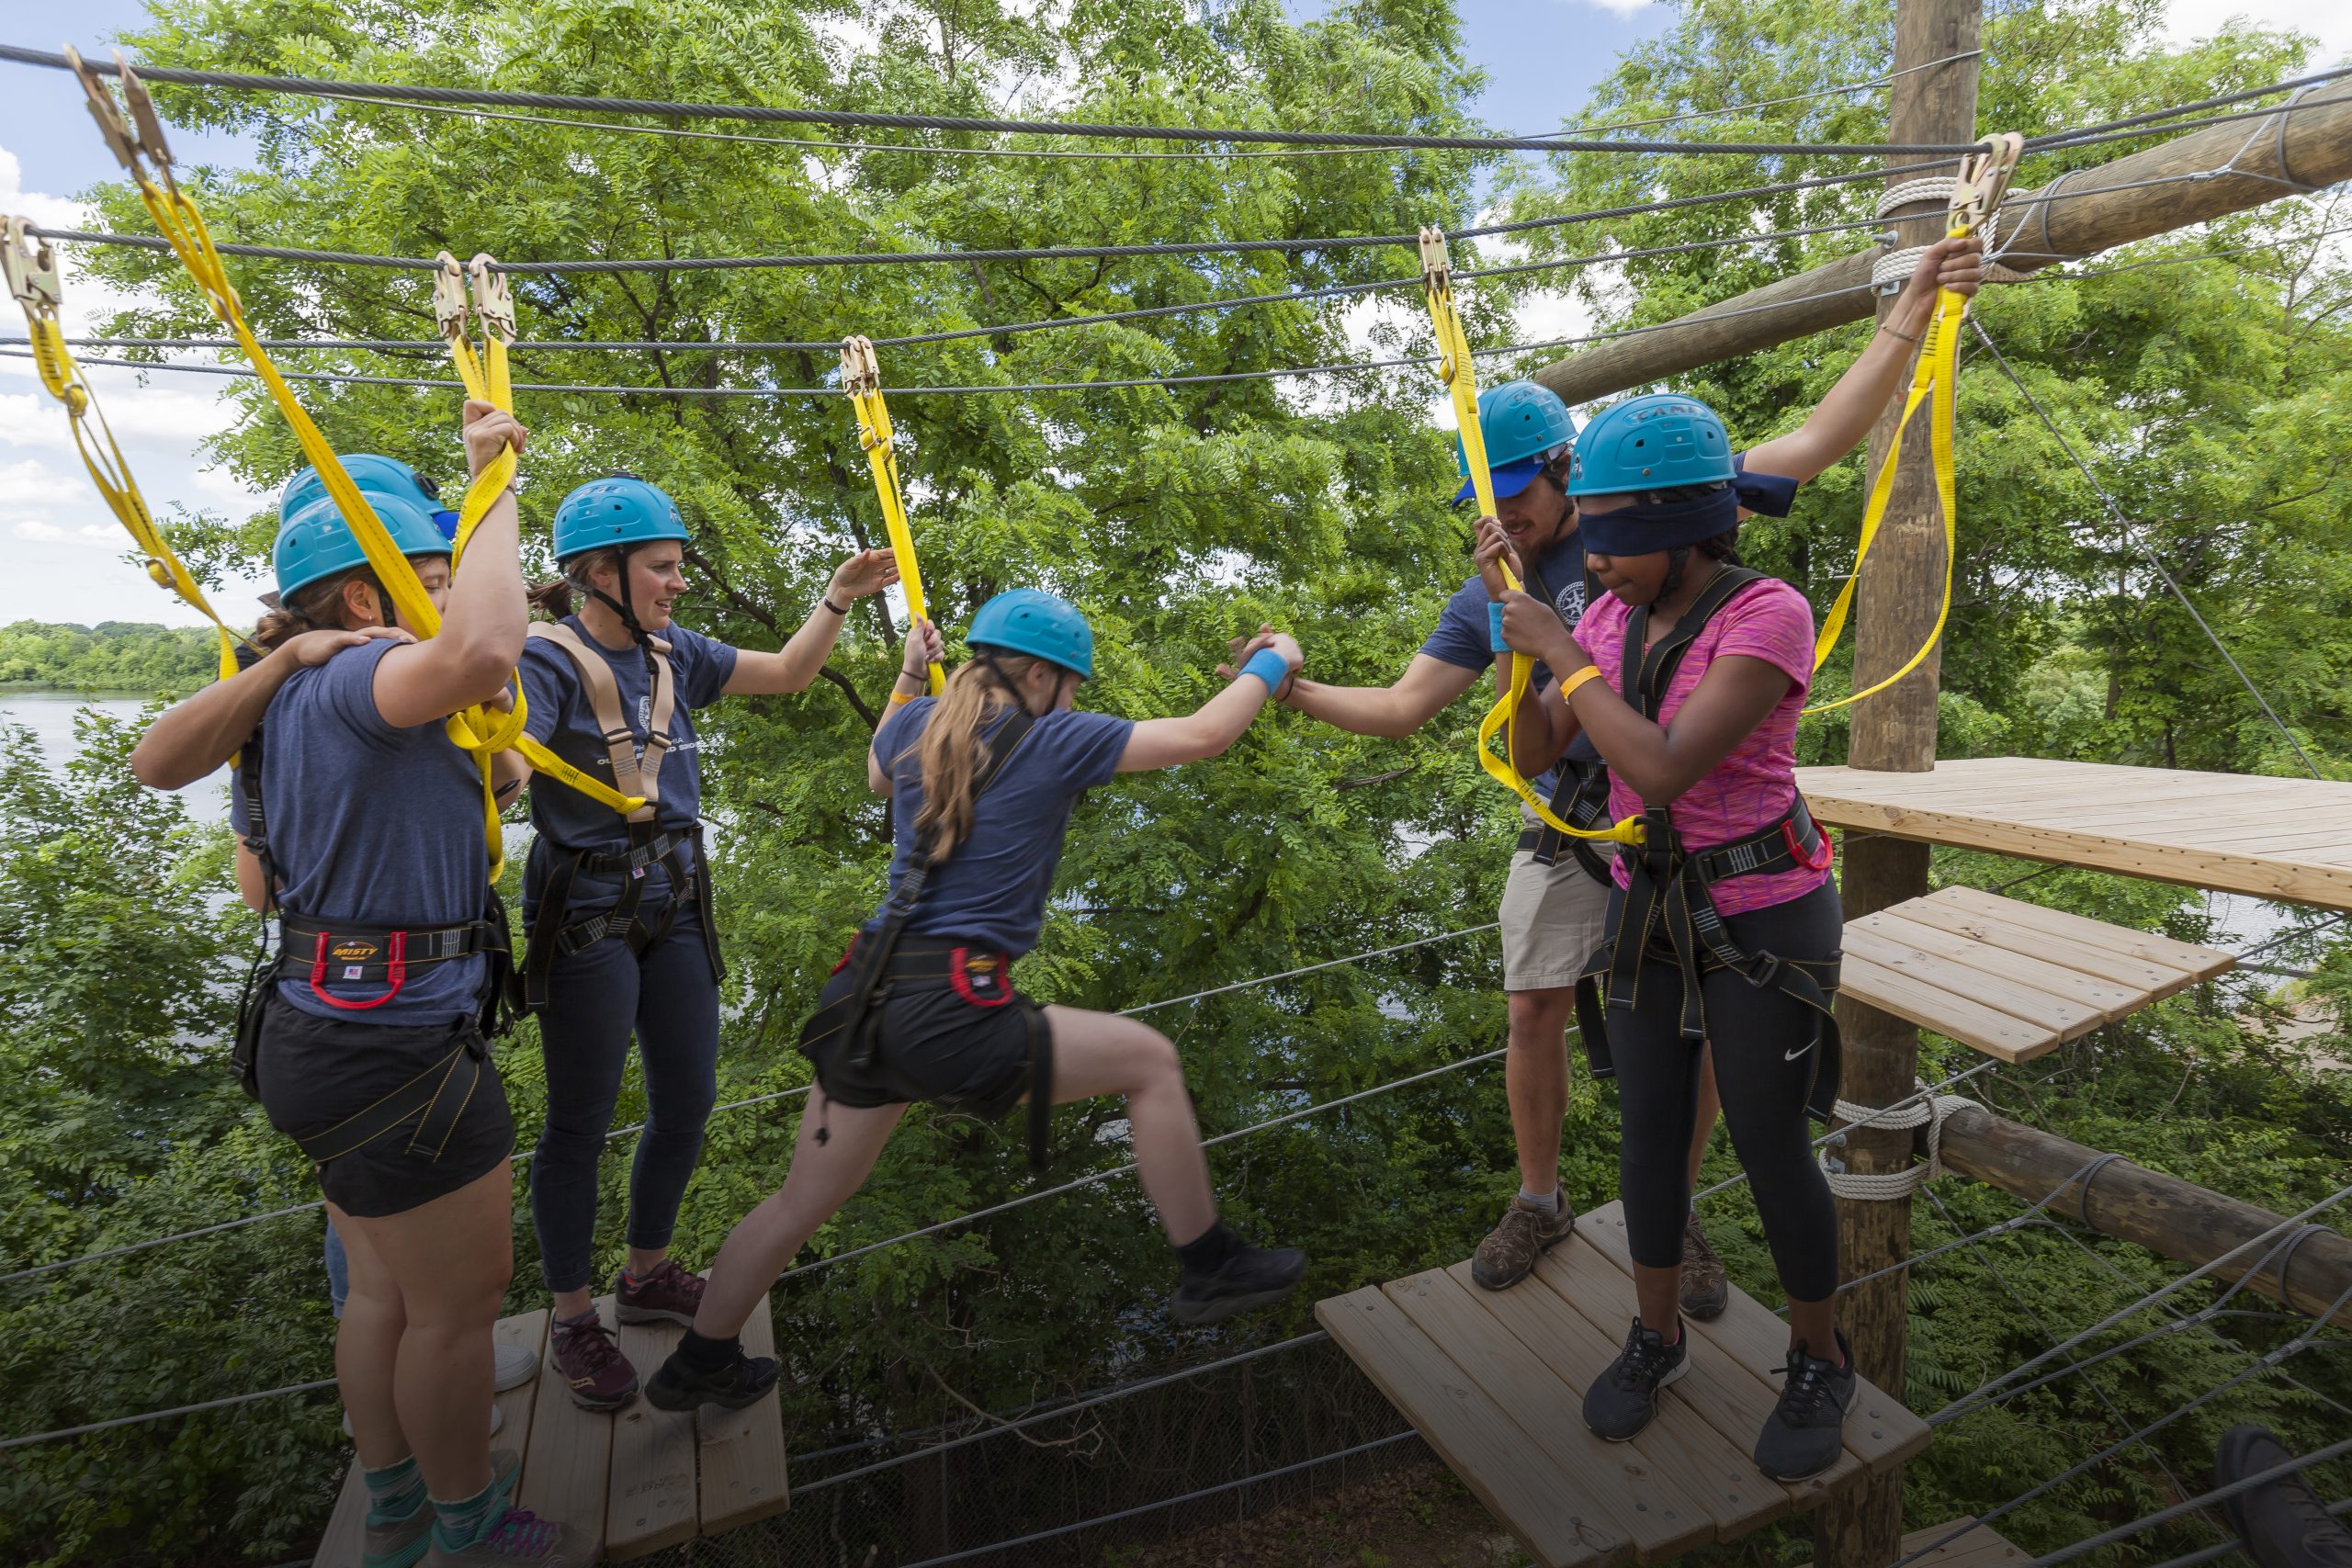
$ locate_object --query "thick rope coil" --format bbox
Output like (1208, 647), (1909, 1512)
(1873, 178), (2026, 285)
(1819, 1084), (1981, 1200)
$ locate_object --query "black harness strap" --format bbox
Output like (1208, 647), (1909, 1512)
(1569, 566), (1845, 1122)
(1516, 550), (1614, 885)
(288, 1025), (492, 1167)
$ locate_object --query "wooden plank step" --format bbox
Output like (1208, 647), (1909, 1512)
(1317, 1286), (1631, 1568)
(1837, 953), (2066, 1064)
(1574, 1204), (1934, 1473)
(519, 1297), (618, 1541)
(1926, 887), (2236, 978)
(1383, 1268), (1712, 1560)
(697, 1292), (791, 1534)
(608, 1315), (696, 1560)
(1843, 927), (2104, 1040)
(1860, 911), (2145, 1021)
(1798, 1517), (2025, 1568)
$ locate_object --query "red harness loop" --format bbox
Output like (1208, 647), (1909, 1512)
(949, 946), (1013, 1008)
(308, 929), (408, 1010)
(1784, 818), (1837, 874)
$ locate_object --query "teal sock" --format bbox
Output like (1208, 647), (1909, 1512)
(431, 1475), (507, 1551)
(362, 1454), (426, 1527)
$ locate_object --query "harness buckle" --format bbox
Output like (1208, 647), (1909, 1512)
(1739, 949), (1784, 990)
(468, 254), (515, 345)
(4, 218), (61, 318)
(1951, 133), (2024, 237)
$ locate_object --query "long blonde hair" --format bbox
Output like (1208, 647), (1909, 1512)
(911, 653), (1051, 862)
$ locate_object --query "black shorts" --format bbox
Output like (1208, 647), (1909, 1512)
(797, 948), (1045, 1119)
(253, 990), (515, 1218)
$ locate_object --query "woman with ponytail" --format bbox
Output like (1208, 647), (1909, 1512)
(645, 589), (1310, 1412)
(500, 477), (899, 1411)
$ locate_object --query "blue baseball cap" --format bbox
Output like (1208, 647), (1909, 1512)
(1453, 455), (1554, 503)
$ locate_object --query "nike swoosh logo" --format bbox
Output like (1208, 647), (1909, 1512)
(1785, 1043), (1814, 1061)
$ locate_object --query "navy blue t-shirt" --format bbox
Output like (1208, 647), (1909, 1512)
(865, 698), (1135, 956)
(244, 638), (490, 1024)
(517, 618), (739, 910)
(1419, 528), (1601, 800)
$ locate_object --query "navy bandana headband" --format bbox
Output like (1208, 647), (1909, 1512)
(1575, 473), (1798, 556)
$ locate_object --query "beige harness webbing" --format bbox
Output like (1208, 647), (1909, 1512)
(526, 622), (676, 824)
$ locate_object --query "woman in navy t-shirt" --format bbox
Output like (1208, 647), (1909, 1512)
(645, 590), (1310, 1411)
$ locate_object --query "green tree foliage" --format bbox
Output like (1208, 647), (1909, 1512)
(2, 0), (2346, 1562)
(0, 621), (220, 695)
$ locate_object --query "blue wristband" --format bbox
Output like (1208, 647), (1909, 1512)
(1240, 647), (1292, 694)
(1488, 601), (1510, 654)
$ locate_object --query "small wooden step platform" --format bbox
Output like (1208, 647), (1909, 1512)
(311, 1295), (787, 1565)
(1839, 886), (2235, 1062)
(1797, 758), (2352, 910)
(1799, 1517), (2025, 1568)
(1317, 1203), (1931, 1568)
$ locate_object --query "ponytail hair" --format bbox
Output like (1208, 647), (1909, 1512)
(250, 567), (387, 652)
(528, 545), (625, 621)
(911, 653), (1048, 863)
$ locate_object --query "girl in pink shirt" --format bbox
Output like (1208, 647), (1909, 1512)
(1498, 391), (1854, 1483)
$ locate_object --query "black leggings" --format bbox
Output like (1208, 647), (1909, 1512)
(1604, 877), (1842, 1304)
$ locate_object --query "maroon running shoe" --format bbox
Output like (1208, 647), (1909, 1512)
(614, 1259), (706, 1328)
(548, 1309), (638, 1411)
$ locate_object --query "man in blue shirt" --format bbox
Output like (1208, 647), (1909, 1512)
(1234, 232), (1986, 1303)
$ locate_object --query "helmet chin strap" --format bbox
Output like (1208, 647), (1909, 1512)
(588, 544), (658, 653)
(977, 650), (1037, 716)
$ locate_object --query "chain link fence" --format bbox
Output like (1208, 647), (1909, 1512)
(644, 1334), (1428, 1568)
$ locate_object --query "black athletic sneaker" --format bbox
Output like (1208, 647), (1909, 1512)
(1582, 1318), (1689, 1441)
(1171, 1243), (1307, 1325)
(1754, 1331), (1857, 1480)
(2216, 1424), (2352, 1568)
(644, 1346), (781, 1413)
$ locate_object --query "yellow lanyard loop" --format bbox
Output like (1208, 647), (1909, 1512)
(432, 252), (646, 823)
(1419, 228), (1641, 847)
(1805, 134), (2021, 718)
(842, 336), (944, 695)
(5, 215), (243, 685)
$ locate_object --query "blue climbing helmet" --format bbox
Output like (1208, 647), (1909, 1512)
(552, 476), (689, 562)
(273, 492), (451, 600)
(1567, 393), (1736, 496)
(279, 455), (458, 543)
(967, 589), (1094, 680)
(1455, 380), (1578, 502)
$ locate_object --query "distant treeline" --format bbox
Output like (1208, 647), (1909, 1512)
(0, 621), (218, 697)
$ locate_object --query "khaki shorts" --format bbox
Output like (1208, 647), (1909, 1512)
(1498, 846), (1614, 993)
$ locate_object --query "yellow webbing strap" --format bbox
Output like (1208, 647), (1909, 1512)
(842, 335), (944, 694)
(1804, 134), (2022, 718)
(1419, 229), (1641, 846)
(432, 254), (643, 820)
(5, 215), (242, 684)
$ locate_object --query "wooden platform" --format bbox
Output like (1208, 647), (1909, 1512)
(1839, 886), (2236, 1062)
(312, 1295), (787, 1565)
(1798, 758), (2352, 911)
(1798, 1517), (2024, 1568)
(1317, 1202), (1931, 1568)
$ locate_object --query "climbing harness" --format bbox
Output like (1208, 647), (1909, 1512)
(65, 49), (547, 879)
(1512, 550), (1614, 886)
(1572, 564), (1844, 1122)
(512, 621), (722, 1011)
(799, 708), (1054, 1168)
(228, 726), (516, 1101)
(1419, 227), (1642, 848)
(842, 336), (944, 694)
(429, 251), (646, 822)
(1805, 132), (2022, 717)
(3, 216), (246, 682)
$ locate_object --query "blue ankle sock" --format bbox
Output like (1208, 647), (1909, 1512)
(362, 1454), (426, 1526)
(1518, 1187), (1560, 1213)
(431, 1475), (507, 1551)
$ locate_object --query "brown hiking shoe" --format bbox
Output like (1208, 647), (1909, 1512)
(548, 1308), (639, 1411)
(1472, 1193), (1576, 1290)
(1679, 1212), (1729, 1321)
(614, 1258), (705, 1328)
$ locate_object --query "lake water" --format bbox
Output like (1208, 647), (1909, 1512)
(0, 688), (231, 825)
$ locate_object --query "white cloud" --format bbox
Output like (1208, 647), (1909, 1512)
(11, 520), (63, 541)
(1564, 0), (1657, 15)
(2160, 0), (2352, 64)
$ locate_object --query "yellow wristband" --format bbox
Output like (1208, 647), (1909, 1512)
(1557, 664), (1604, 702)
(888, 689), (917, 707)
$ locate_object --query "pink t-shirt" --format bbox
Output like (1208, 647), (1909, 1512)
(1573, 576), (1831, 917)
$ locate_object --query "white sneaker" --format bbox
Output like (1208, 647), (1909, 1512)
(343, 1403), (504, 1438)
(494, 1341), (539, 1393)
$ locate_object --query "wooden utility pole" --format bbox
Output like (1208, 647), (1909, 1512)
(1816, 3), (1981, 1565)
(1532, 75), (2352, 404)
